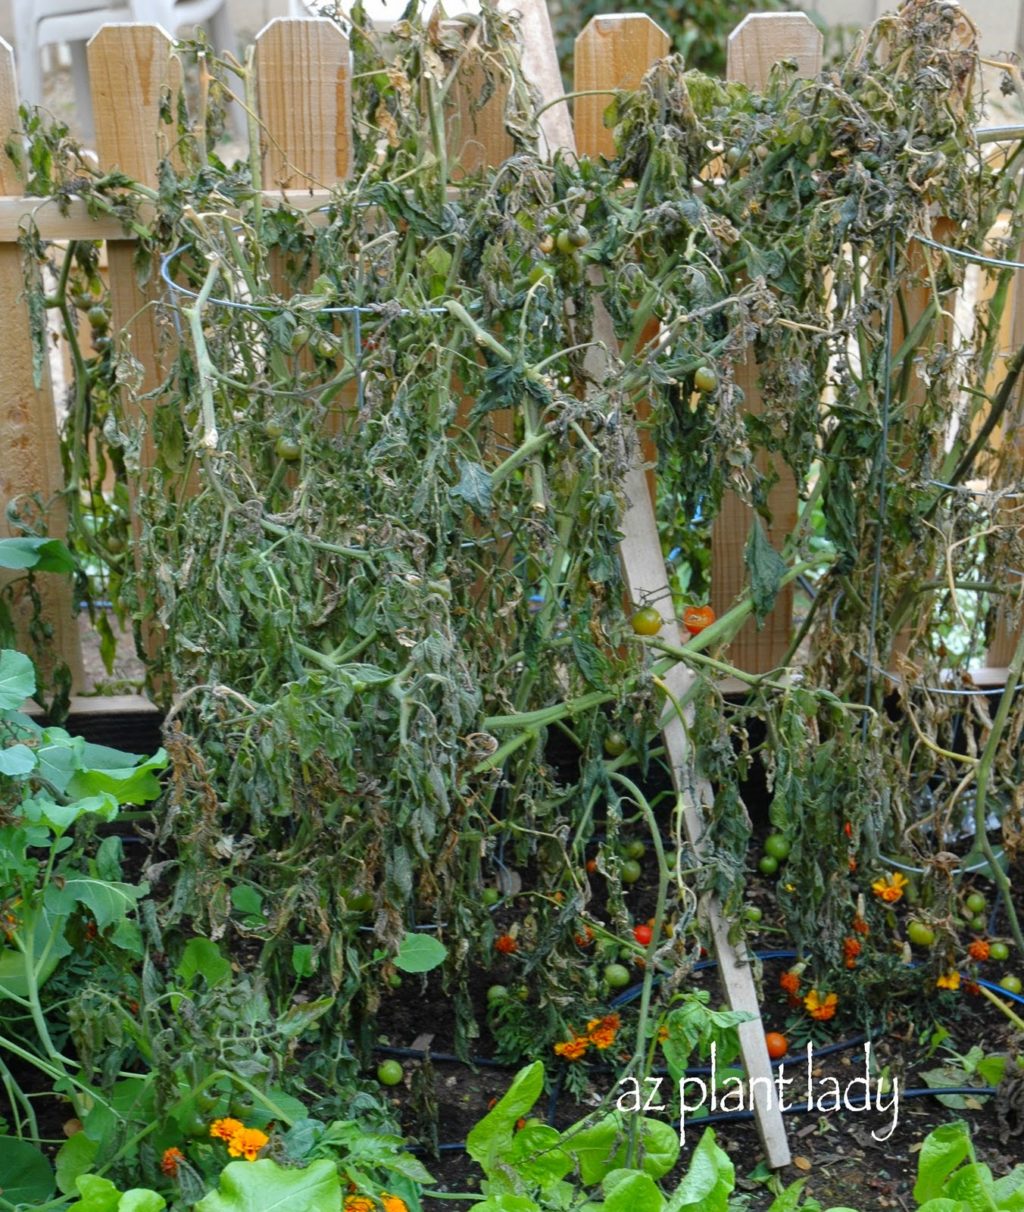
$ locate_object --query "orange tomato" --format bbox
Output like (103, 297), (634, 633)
(682, 605), (716, 635)
(764, 1032), (788, 1060)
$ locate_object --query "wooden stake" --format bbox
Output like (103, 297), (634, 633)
(551, 2), (790, 1169)
(0, 38), (84, 690)
(711, 14), (821, 676)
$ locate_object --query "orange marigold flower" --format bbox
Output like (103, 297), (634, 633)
(161, 1147), (185, 1177)
(495, 934), (518, 954)
(553, 1035), (590, 1061)
(968, 939), (990, 962)
(343, 1198), (375, 1212)
(226, 1126), (269, 1161)
(842, 937), (861, 966)
(209, 1117), (245, 1142)
(843, 821), (852, 838)
(871, 872), (908, 904)
(586, 1013), (621, 1050)
(803, 989), (838, 1021)
(936, 970), (961, 991)
(779, 970), (801, 996)
(852, 915), (869, 935)
(381, 1194), (409, 1212)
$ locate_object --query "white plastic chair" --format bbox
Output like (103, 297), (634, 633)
(12, 0), (235, 142)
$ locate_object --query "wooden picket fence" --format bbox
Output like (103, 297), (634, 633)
(0, 2), (1022, 1167)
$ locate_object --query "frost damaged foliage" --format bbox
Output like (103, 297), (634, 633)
(21, 0), (1024, 1039)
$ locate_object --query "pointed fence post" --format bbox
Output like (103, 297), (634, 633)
(567, 4), (792, 1169)
(710, 14), (822, 675)
(0, 38), (85, 690)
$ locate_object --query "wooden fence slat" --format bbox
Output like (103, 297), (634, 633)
(575, 15), (668, 504)
(0, 37), (84, 689)
(711, 14), (822, 676)
(445, 23), (515, 177)
(90, 25), (181, 681)
(553, 3), (791, 1169)
(574, 14), (670, 161)
(255, 18), (352, 189)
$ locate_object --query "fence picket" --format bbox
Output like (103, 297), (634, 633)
(255, 18), (352, 189)
(711, 14), (821, 676)
(0, 38), (84, 689)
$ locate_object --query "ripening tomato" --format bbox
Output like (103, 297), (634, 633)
(631, 607), (662, 636)
(633, 924), (653, 946)
(764, 1032), (788, 1060)
(604, 732), (628, 758)
(682, 605), (716, 635)
(694, 365), (718, 393)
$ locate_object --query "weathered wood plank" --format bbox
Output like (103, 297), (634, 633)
(711, 14), (821, 675)
(0, 37), (84, 688)
(255, 18), (352, 189)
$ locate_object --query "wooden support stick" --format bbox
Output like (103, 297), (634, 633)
(539, 3), (791, 1169)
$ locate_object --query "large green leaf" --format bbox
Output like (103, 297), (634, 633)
(0, 537), (75, 573)
(117, 1192), (166, 1212)
(68, 1174), (120, 1212)
(914, 1122), (972, 1204)
(56, 1132), (100, 1195)
(664, 1129), (733, 1211)
(0, 1138), (55, 1205)
(394, 931), (447, 973)
(23, 792), (119, 836)
(0, 649), (35, 710)
(602, 1169), (665, 1212)
(44, 877), (145, 930)
(177, 936), (232, 988)
(466, 1062), (544, 1171)
(67, 747), (168, 806)
(562, 1113), (679, 1186)
(0, 902), (71, 998)
(0, 743), (37, 776)
(194, 1159), (340, 1212)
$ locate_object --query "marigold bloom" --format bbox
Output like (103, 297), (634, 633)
(852, 915), (869, 935)
(842, 936), (861, 968)
(209, 1118), (245, 1142)
(968, 939), (990, 962)
(161, 1147), (185, 1177)
(343, 1198), (375, 1212)
(871, 872), (909, 904)
(586, 1013), (620, 1050)
(803, 989), (838, 1021)
(936, 970), (961, 991)
(495, 934), (518, 954)
(779, 970), (801, 997)
(226, 1126), (269, 1161)
(553, 1034), (590, 1061)
(382, 1195), (409, 1212)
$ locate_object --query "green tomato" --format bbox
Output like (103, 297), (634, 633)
(604, 731), (628, 758)
(631, 607), (662, 636)
(764, 834), (790, 861)
(481, 887), (500, 906)
(264, 416), (285, 439)
(87, 304), (109, 332)
(965, 892), (987, 916)
(275, 435), (302, 462)
(906, 920), (935, 948)
(621, 859), (642, 884)
(387, 973), (403, 989)
(376, 1059), (404, 1086)
(990, 942), (1011, 962)
(758, 854), (779, 877)
(624, 840), (647, 861)
(744, 905), (763, 923)
(567, 224), (589, 248)
(486, 984), (509, 1003)
(604, 963), (631, 989)
(555, 229), (575, 255)
(999, 974), (1022, 995)
(970, 914), (988, 932)
(290, 326), (310, 352)
(694, 365), (718, 393)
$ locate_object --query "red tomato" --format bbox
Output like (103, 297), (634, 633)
(682, 605), (716, 635)
(633, 924), (653, 946)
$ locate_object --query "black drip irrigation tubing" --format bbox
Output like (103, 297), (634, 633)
(383, 949), (1020, 1157)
